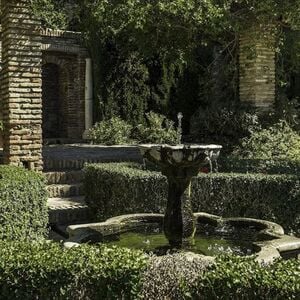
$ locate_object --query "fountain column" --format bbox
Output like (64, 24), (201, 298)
(162, 167), (198, 247)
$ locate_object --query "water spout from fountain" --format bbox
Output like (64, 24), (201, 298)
(177, 112), (183, 145)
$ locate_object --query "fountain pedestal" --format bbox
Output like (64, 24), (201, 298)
(164, 175), (195, 247)
(140, 144), (222, 248)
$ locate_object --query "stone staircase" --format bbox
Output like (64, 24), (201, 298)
(45, 167), (91, 227)
(44, 144), (142, 230)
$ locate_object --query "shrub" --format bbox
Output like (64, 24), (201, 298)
(0, 241), (148, 300)
(218, 156), (300, 175)
(0, 241), (299, 300)
(185, 255), (300, 300)
(84, 163), (300, 235)
(135, 112), (178, 144)
(141, 253), (213, 300)
(84, 163), (167, 220)
(88, 116), (133, 145)
(0, 166), (48, 240)
(190, 108), (260, 152)
(235, 120), (300, 160)
(88, 112), (178, 145)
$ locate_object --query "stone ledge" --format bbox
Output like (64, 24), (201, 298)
(40, 28), (82, 39)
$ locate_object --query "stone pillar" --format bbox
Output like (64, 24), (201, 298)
(239, 25), (276, 110)
(83, 58), (93, 139)
(1, 0), (43, 170)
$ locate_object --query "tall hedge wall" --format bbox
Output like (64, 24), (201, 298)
(0, 166), (48, 240)
(84, 163), (300, 235)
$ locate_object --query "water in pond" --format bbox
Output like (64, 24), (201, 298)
(104, 224), (257, 256)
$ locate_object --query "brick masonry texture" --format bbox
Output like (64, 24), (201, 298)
(1, 0), (43, 170)
(41, 29), (88, 142)
(0, 11), (89, 165)
(239, 25), (276, 109)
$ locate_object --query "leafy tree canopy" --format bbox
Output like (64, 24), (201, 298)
(29, 0), (300, 60)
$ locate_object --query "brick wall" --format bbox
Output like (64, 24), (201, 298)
(42, 52), (86, 141)
(41, 29), (88, 141)
(239, 25), (276, 110)
(1, 0), (43, 170)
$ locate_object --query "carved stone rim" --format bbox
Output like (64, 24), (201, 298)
(65, 212), (300, 264)
(138, 144), (222, 150)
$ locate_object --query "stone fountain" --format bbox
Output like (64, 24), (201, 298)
(65, 113), (300, 262)
(138, 144), (221, 247)
(65, 142), (300, 261)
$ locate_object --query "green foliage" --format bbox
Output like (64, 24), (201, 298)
(84, 163), (300, 235)
(0, 166), (48, 241)
(96, 50), (150, 125)
(219, 156), (300, 175)
(88, 113), (178, 145)
(84, 163), (166, 221)
(135, 112), (178, 144)
(0, 240), (299, 299)
(185, 255), (300, 300)
(30, 0), (300, 129)
(0, 241), (148, 300)
(235, 120), (300, 160)
(79, 0), (229, 127)
(80, 0), (225, 61)
(30, 0), (69, 29)
(88, 117), (133, 145)
(190, 107), (260, 152)
(228, 0), (300, 30)
(141, 253), (213, 299)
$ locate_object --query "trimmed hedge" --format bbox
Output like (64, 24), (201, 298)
(0, 166), (48, 240)
(84, 163), (300, 235)
(219, 157), (300, 175)
(84, 163), (167, 219)
(0, 241), (299, 300)
(184, 255), (300, 300)
(0, 241), (148, 300)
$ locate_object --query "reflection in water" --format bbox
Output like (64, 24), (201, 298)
(104, 224), (258, 256)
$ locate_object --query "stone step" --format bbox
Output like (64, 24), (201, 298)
(48, 196), (91, 225)
(43, 145), (142, 171)
(47, 184), (84, 198)
(44, 158), (105, 171)
(44, 170), (83, 185)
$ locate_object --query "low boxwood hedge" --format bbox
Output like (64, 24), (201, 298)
(184, 255), (300, 300)
(0, 241), (148, 300)
(218, 157), (300, 175)
(84, 163), (300, 235)
(0, 165), (48, 240)
(0, 241), (299, 300)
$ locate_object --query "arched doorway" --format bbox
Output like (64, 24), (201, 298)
(42, 63), (69, 141)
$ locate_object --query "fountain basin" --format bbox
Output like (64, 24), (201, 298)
(65, 213), (300, 263)
(139, 144), (222, 169)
